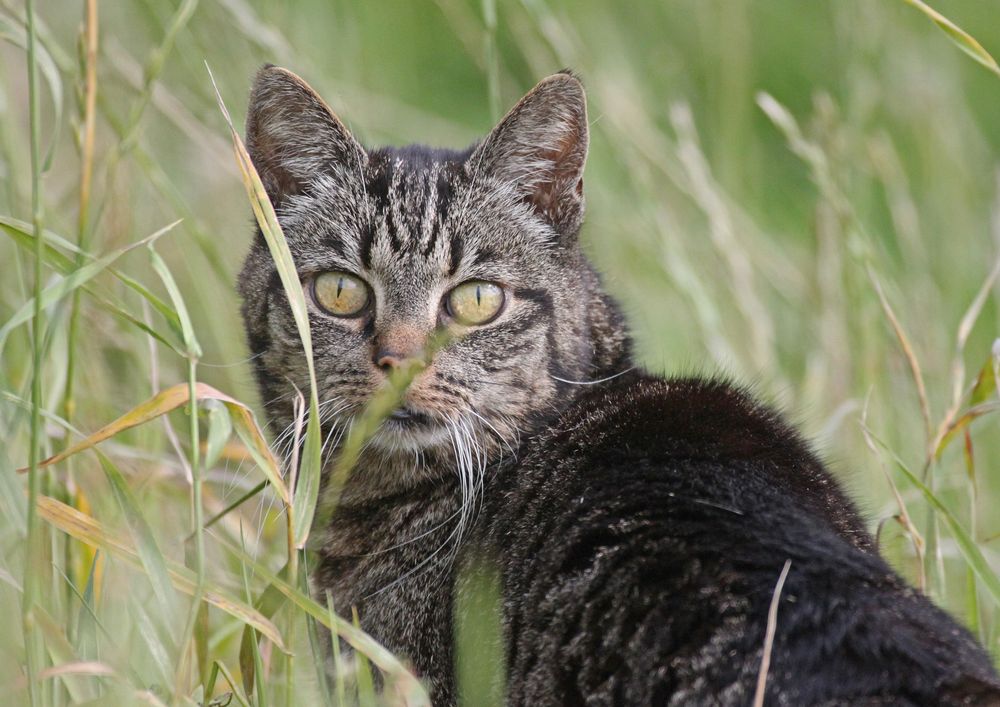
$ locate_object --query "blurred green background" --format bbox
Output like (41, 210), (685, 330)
(1, 0), (999, 704)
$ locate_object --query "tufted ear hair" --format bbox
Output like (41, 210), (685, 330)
(245, 65), (367, 208)
(468, 72), (589, 241)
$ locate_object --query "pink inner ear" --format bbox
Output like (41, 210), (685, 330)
(249, 130), (304, 206)
(526, 128), (584, 220)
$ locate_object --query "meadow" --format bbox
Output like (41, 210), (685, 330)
(1, 0), (1000, 704)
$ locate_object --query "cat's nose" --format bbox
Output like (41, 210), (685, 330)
(375, 350), (411, 370)
(373, 325), (426, 371)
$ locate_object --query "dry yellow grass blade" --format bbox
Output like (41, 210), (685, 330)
(36, 495), (287, 653)
(218, 534), (431, 706)
(867, 268), (933, 446)
(20, 382), (289, 505)
(8, 660), (118, 698)
(207, 64), (323, 549)
(933, 402), (1000, 461)
(902, 0), (1000, 78)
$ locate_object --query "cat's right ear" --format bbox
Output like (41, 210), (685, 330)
(245, 65), (367, 207)
(468, 72), (589, 241)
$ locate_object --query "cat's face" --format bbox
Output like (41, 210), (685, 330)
(239, 67), (623, 479)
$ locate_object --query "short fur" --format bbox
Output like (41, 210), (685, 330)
(238, 66), (1000, 705)
(481, 374), (1000, 705)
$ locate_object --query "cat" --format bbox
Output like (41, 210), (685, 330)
(238, 65), (1000, 705)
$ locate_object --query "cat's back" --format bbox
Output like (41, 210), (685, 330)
(480, 373), (1000, 706)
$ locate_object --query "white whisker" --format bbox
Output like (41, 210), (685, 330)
(550, 367), (634, 386)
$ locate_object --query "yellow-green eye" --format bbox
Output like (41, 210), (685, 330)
(313, 271), (370, 317)
(446, 281), (505, 325)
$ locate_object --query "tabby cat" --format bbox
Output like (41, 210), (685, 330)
(239, 65), (1000, 705)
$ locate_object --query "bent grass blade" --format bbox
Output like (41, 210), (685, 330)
(863, 425), (1000, 608)
(0, 216), (185, 352)
(901, 0), (1000, 78)
(20, 382), (290, 506)
(36, 494), (287, 653)
(0, 220), (180, 350)
(214, 533), (431, 707)
(207, 64), (321, 550)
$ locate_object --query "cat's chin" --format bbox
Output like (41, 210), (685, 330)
(368, 417), (453, 454)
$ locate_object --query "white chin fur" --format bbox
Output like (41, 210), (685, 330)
(369, 422), (452, 453)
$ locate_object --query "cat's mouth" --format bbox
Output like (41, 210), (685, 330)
(386, 406), (432, 427)
(367, 405), (452, 452)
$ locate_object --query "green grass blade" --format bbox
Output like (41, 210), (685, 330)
(34, 604), (101, 702)
(22, 0), (47, 700)
(238, 528), (268, 707)
(238, 575), (286, 700)
(326, 592), (347, 707)
(203, 399), (233, 469)
(36, 494), (288, 653)
(197, 480), (267, 536)
(0, 565), (105, 701)
(148, 243), (202, 358)
(0, 14), (64, 169)
(210, 660), (251, 707)
(0, 220), (178, 349)
(130, 590), (175, 690)
(303, 566), (334, 707)
(0, 216), (185, 348)
(864, 425), (1000, 607)
(203, 663), (219, 704)
(0, 216), (77, 269)
(292, 411), (322, 548)
(97, 451), (180, 628)
(74, 552), (102, 661)
(353, 606), (376, 707)
(970, 352), (999, 406)
(455, 558), (505, 707)
(315, 360), (428, 532)
(213, 533), (430, 706)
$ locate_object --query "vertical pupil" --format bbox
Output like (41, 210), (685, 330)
(336, 277), (344, 300)
(475, 285), (481, 307)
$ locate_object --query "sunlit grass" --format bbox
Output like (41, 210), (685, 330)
(1, 0), (999, 704)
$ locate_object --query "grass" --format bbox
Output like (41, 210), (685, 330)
(1, 0), (999, 704)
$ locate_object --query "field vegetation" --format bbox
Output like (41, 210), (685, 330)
(1, 1), (999, 704)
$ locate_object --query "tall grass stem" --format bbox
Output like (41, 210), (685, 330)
(23, 0), (46, 703)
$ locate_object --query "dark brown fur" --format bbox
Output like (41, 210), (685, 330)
(480, 374), (1000, 705)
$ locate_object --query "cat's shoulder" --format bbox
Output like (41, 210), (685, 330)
(523, 371), (873, 549)
(546, 372), (810, 464)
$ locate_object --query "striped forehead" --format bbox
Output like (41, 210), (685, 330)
(278, 143), (540, 289)
(360, 154), (459, 274)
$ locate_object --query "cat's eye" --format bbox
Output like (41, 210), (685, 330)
(313, 271), (370, 317)
(446, 280), (505, 325)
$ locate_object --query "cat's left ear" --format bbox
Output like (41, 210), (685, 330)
(245, 65), (367, 208)
(469, 72), (589, 241)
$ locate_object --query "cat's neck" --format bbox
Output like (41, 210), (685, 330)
(313, 444), (472, 602)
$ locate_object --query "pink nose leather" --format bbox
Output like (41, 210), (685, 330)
(375, 350), (408, 370)
(374, 325), (426, 371)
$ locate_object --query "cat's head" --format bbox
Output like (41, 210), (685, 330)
(239, 66), (628, 484)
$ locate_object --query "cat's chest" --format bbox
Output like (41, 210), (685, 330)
(312, 479), (465, 701)
(314, 480), (463, 603)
